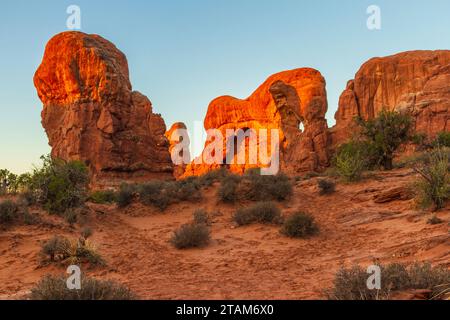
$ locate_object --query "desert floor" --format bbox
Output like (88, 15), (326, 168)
(0, 168), (448, 299)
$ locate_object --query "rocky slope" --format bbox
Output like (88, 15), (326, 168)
(0, 168), (448, 299)
(34, 32), (173, 187)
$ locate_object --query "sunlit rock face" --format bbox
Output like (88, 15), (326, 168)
(34, 31), (173, 187)
(331, 50), (450, 146)
(165, 122), (191, 179)
(183, 68), (330, 177)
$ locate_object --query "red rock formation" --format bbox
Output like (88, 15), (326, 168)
(332, 50), (450, 146)
(165, 122), (190, 179)
(184, 68), (330, 176)
(34, 32), (173, 187)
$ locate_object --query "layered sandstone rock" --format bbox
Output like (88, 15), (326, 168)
(184, 68), (330, 176)
(331, 50), (450, 146)
(34, 32), (173, 187)
(165, 122), (190, 179)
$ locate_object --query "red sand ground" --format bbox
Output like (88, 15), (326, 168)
(0, 168), (448, 299)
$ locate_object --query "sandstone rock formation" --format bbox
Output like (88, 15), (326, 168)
(34, 32), (173, 187)
(165, 122), (191, 179)
(331, 50), (450, 146)
(184, 68), (330, 176)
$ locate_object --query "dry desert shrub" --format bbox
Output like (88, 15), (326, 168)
(318, 179), (336, 195)
(41, 235), (105, 267)
(30, 275), (135, 300)
(0, 200), (19, 224)
(218, 171), (292, 203)
(413, 147), (450, 211)
(0, 199), (41, 227)
(327, 262), (450, 300)
(280, 212), (319, 238)
(233, 201), (282, 226)
(89, 190), (117, 204)
(171, 223), (211, 249)
(193, 209), (209, 225)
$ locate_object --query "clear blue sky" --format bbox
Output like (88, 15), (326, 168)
(1, 0), (450, 173)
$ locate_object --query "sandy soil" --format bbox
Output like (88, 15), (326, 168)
(0, 168), (448, 300)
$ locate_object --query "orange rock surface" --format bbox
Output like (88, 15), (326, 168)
(184, 68), (330, 176)
(34, 32), (173, 187)
(332, 50), (450, 145)
(165, 122), (190, 179)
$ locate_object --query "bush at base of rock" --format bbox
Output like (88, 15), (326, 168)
(89, 190), (117, 204)
(218, 171), (293, 203)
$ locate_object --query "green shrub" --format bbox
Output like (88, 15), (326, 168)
(243, 170), (292, 201)
(233, 202), (282, 226)
(171, 223), (211, 249)
(30, 275), (135, 300)
(218, 172), (293, 203)
(22, 209), (41, 225)
(356, 110), (413, 170)
(328, 262), (450, 300)
(89, 190), (117, 204)
(26, 156), (89, 215)
(318, 179), (336, 195)
(413, 147), (450, 210)
(116, 183), (136, 208)
(198, 168), (229, 187)
(0, 200), (19, 224)
(136, 179), (201, 211)
(218, 175), (240, 203)
(334, 141), (367, 182)
(411, 133), (428, 146)
(433, 131), (450, 148)
(41, 235), (105, 266)
(138, 181), (169, 210)
(64, 209), (78, 225)
(0, 200), (41, 227)
(193, 209), (209, 225)
(280, 212), (319, 238)
(174, 179), (202, 202)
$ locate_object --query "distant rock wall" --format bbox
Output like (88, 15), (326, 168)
(331, 50), (450, 146)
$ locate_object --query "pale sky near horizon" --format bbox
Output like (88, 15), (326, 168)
(1, 0), (450, 173)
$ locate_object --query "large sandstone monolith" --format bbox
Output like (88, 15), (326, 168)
(34, 32), (173, 187)
(331, 50), (450, 146)
(165, 122), (191, 179)
(183, 68), (330, 176)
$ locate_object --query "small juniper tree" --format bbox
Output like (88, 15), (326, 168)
(356, 110), (412, 170)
